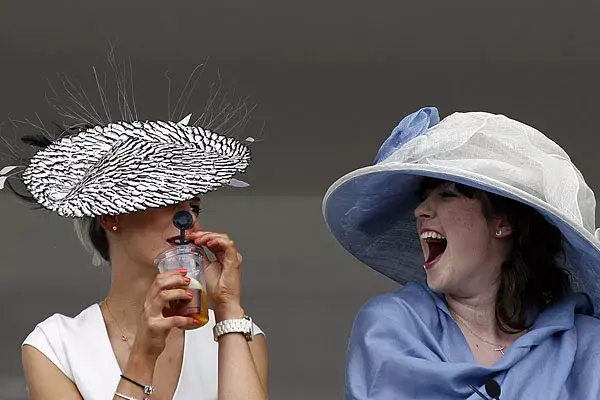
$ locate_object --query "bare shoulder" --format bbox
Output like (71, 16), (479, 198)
(22, 344), (83, 400)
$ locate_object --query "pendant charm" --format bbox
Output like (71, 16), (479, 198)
(495, 347), (505, 355)
(121, 335), (128, 342)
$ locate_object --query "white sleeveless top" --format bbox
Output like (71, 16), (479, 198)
(22, 304), (264, 400)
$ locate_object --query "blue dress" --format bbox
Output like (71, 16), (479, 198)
(345, 282), (600, 399)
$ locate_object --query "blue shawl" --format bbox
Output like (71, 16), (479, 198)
(346, 283), (600, 399)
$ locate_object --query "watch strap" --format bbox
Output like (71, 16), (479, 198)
(213, 315), (254, 342)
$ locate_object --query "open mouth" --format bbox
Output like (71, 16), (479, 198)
(420, 231), (447, 269)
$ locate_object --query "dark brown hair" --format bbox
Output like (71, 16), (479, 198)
(419, 178), (572, 333)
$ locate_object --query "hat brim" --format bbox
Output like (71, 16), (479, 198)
(323, 162), (600, 316)
(22, 120), (251, 218)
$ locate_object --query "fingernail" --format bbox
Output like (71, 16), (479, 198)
(193, 319), (200, 325)
(184, 277), (191, 283)
(178, 268), (187, 275)
(187, 291), (194, 297)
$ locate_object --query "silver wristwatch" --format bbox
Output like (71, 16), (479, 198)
(213, 315), (254, 342)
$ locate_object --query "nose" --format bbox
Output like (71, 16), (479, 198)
(191, 214), (203, 231)
(414, 196), (434, 220)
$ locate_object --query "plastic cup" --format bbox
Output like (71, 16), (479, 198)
(154, 243), (210, 329)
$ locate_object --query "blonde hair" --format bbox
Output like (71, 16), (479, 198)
(73, 217), (109, 266)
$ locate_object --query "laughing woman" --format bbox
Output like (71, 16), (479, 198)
(323, 108), (600, 399)
(2, 67), (268, 399)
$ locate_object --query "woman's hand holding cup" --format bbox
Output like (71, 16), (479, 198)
(133, 269), (196, 359)
(189, 231), (245, 322)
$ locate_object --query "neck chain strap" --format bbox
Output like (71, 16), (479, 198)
(449, 308), (507, 355)
(103, 300), (134, 349)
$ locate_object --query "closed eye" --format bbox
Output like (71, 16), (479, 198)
(191, 205), (203, 215)
(439, 191), (458, 198)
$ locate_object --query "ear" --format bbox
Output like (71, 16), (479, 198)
(98, 215), (119, 232)
(492, 217), (513, 239)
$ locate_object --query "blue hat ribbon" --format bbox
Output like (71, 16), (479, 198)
(374, 107), (440, 163)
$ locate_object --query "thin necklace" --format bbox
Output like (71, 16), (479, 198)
(449, 308), (506, 355)
(103, 300), (133, 348)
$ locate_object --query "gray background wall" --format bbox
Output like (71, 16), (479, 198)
(2, 1), (600, 399)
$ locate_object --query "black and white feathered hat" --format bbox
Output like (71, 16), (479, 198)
(1, 112), (253, 217)
(0, 45), (264, 218)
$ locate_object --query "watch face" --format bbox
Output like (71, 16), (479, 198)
(245, 316), (253, 339)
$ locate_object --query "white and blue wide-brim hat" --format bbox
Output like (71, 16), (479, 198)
(323, 107), (600, 316)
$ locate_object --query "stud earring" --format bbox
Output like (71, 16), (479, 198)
(112, 226), (118, 231)
(495, 230), (502, 237)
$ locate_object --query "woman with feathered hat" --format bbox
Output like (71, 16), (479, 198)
(323, 107), (600, 399)
(1, 60), (268, 400)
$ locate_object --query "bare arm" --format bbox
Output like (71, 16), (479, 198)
(22, 345), (83, 400)
(249, 334), (269, 392)
(215, 305), (269, 400)
(218, 333), (268, 399)
(192, 231), (270, 400)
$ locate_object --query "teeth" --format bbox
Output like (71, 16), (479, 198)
(420, 231), (446, 240)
